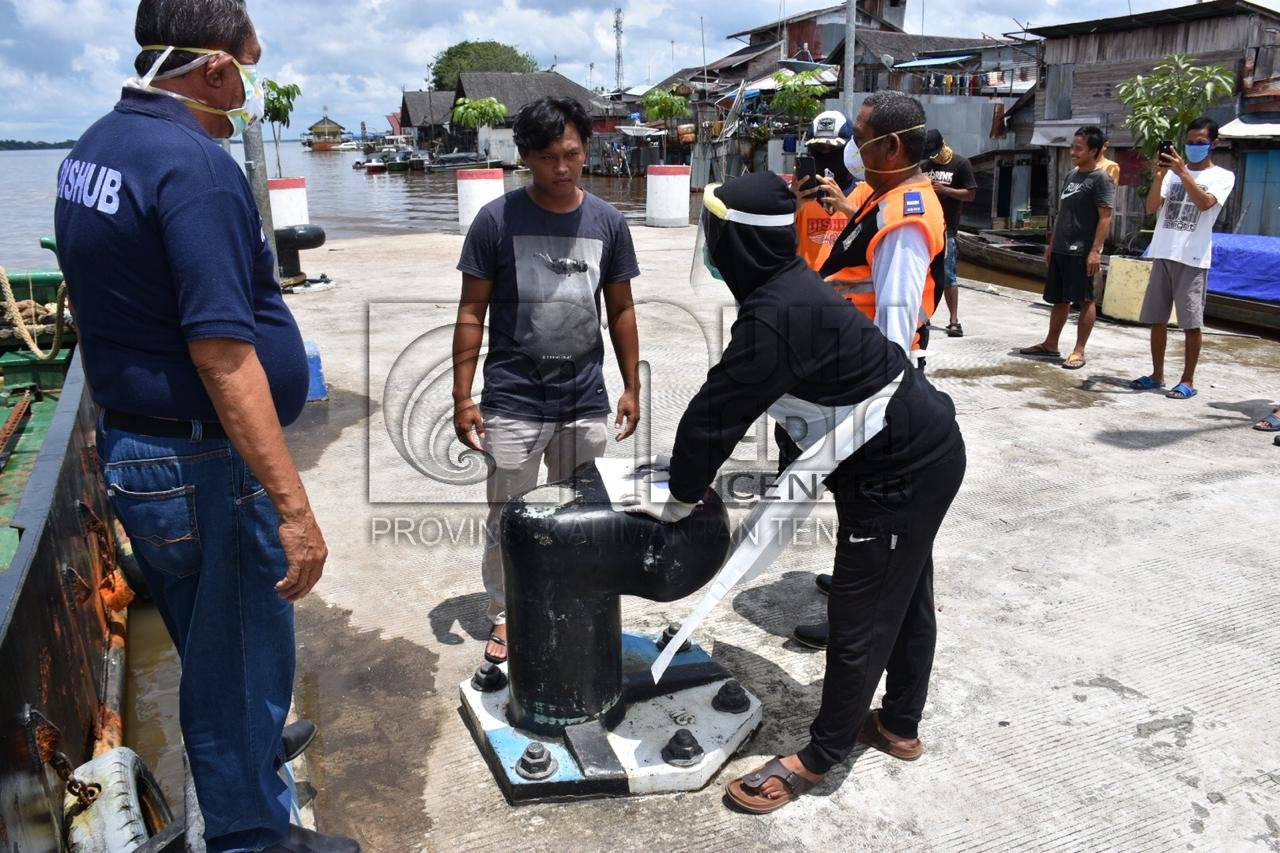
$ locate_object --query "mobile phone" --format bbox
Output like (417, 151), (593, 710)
(795, 155), (817, 187)
(1158, 140), (1175, 157)
(794, 155), (827, 201)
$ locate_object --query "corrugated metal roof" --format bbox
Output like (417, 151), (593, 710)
(893, 54), (980, 68)
(1221, 115), (1280, 139)
(1027, 0), (1279, 39)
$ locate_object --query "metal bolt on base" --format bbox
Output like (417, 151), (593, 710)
(660, 728), (704, 767)
(712, 679), (751, 714)
(655, 623), (691, 654)
(515, 741), (558, 780)
(471, 661), (507, 693)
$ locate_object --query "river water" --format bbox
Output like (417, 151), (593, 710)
(1, 144), (674, 272)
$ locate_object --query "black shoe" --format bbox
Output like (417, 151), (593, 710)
(815, 573), (832, 596)
(263, 825), (360, 853)
(793, 622), (829, 649)
(282, 719), (317, 763)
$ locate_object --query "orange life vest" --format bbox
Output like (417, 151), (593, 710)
(819, 177), (947, 354)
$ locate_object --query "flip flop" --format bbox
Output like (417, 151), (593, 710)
(1129, 375), (1165, 390)
(1166, 383), (1197, 400)
(483, 629), (508, 664)
(725, 757), (819, 814)
(1253, 413), (1280, 432)
(1061, 353), (1086, 370)
(1018, 344), (1061, 358)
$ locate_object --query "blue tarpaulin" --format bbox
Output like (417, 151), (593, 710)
(1208, 233), (1280, 304)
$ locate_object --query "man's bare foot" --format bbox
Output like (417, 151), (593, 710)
(484, 623), (507, 663)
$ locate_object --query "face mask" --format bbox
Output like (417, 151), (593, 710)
(1184, 143), (1211, 164)
(844, 123), (927, 177)
(126, 45), (264, 138)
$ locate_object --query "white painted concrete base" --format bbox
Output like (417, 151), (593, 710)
(607, 679), (761, 795)
(459, 634), (761, 802)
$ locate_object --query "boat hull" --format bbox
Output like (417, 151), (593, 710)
(955, 230), (1047, 279)
(0, 351), (123, 851)
(426, 158), (498, 173)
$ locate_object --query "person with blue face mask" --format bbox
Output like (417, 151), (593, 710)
(1130, 116), (1236, 401)
(53, 1), (358, 851)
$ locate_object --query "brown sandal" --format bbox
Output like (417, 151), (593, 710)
(725, 757), (818, 814)
(857, 710), (924, 761)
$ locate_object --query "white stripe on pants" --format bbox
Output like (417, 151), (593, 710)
(480, 412), (610, 624)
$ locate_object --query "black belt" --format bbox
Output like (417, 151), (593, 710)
(104, 410), (227, 439)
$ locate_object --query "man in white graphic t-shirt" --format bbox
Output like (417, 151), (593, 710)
(1130, 116), (1236, 401)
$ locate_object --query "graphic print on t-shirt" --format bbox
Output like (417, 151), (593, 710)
(806, 215), (845, 246)
(1161, 181), (1205, 233)
(513, 234), (604, 363)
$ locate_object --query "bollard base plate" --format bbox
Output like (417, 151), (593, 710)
(459, 631), (762, 804)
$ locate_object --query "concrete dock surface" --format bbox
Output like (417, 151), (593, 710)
(283, 224), (1280, 851)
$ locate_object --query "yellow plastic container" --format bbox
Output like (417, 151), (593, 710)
(1102, 256), (1178, 326)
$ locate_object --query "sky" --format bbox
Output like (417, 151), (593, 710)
(1, 0), (1276, 141)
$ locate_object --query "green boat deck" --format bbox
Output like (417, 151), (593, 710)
(0, 350), (72, 570)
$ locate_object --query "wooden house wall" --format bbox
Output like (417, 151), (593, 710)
(1041, 15), (1261, 65)
(1035, 11), (1272, 123)
(1037, 49), (1245, 122)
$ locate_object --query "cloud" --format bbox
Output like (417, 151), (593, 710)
(2, 0), (1278, 140)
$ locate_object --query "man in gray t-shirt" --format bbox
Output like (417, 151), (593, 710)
(1020, 125), (1114, 370)
(452, 97), (641, 664)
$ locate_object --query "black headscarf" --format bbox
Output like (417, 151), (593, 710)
(705, 172), (808, 304)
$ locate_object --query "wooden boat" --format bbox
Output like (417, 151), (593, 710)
(426, 152), (497, 173)
(364, 157), (387, 175)
(955, 229), (1047, 279)
(0, 238), (175, 846)
(1205, 292), (1280, 331)
(385, 152), (412, 173)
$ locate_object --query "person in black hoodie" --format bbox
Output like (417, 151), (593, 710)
(626, 171), (966, 813)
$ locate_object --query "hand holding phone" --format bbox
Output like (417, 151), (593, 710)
(794, 155), (826, 201)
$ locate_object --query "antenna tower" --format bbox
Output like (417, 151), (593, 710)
(614, 8), (624, 91)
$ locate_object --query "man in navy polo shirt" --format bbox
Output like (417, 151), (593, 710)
(54, 2), (356, 851)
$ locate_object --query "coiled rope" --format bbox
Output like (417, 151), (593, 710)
(0, 265), (69, 361)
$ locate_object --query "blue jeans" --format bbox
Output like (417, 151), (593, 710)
(944, 234), (958, 287)
(97, 416), (293, 852)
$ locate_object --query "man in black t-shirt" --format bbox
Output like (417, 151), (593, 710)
(1020, 125), (1114, 370)
(920, 130), (976, 337)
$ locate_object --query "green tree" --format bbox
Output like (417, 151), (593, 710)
(1117, 55), (1234, 164)
(769, 70), (828, 137)
(451, 97), (509, 130)
(432, 41), (538, 90)
(263, 79), (302, 178)
(642, 86), (690, 159)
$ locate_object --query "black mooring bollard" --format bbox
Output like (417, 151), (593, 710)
(501, 462), (730, 737)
